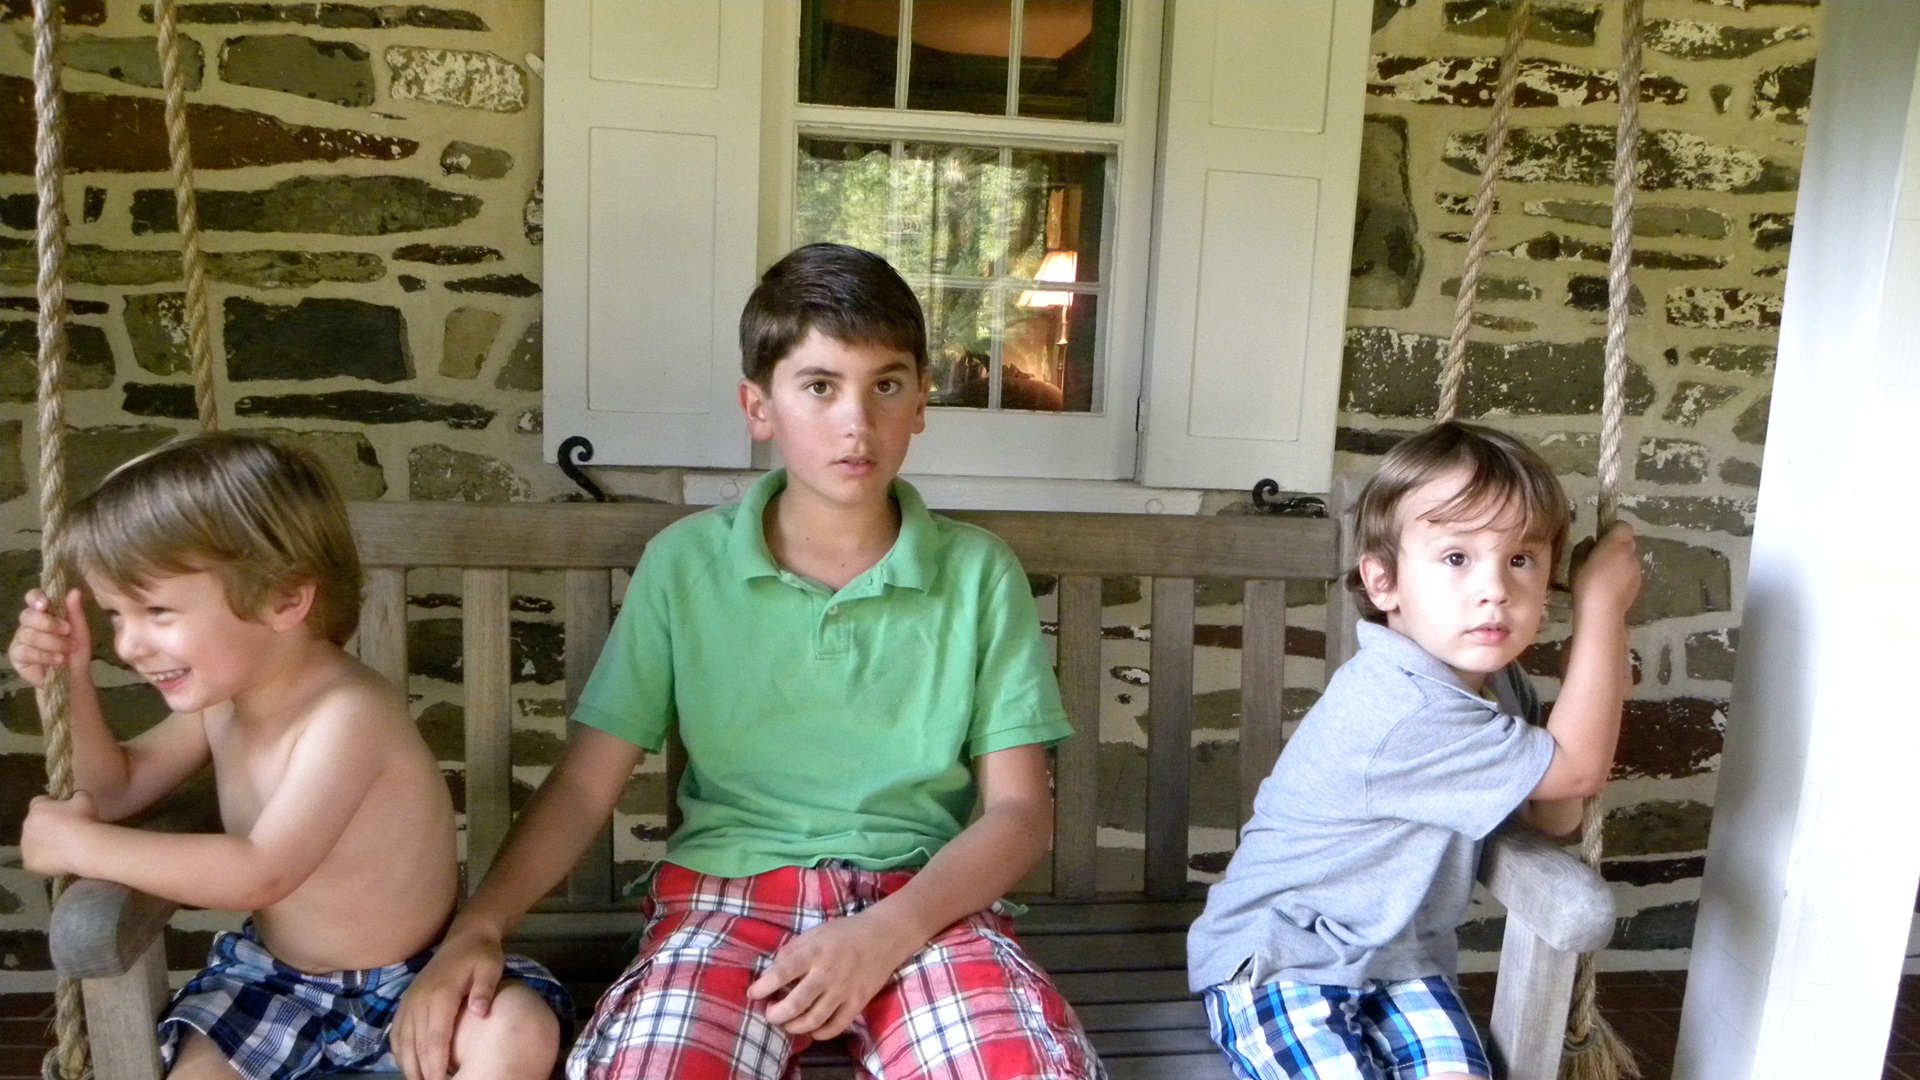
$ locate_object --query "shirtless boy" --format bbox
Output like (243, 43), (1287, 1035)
(13, 432), (568, 1080)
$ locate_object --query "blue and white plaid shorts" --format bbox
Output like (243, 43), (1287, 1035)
(158, 921), (572, 1080)
(1202, 972), (1490, 1080)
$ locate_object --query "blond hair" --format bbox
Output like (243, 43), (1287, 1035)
(1345, 422), (1572, 622)
(52, 432), (363, 645)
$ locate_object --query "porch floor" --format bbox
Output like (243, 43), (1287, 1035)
(4, 971), (1917, 1078)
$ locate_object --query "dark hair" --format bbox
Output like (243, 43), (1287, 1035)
(738, 243), (928, 386)
(51, 432), (364, 646)
(1344, 421), (1572, 623)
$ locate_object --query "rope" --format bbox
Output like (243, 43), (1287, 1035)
(1438, 0), (1532, 422)
(1437, 3), (1643, 1074)
(153, 0), (219, 431)
(1561, 4), (1645, 1079)
(31, 0), (89, 1075)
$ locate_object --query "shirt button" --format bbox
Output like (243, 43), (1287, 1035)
(827, 605), (840, 616)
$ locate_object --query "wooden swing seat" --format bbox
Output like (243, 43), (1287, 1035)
(46, 499), (1614, 1080)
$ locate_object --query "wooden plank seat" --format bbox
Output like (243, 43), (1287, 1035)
(46, 500), (1614, 1080)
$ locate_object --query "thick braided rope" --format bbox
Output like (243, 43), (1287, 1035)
(1438, 0), (1532, 422)
(32, 2), (88, 1077)
(1595, 0), (1642, 534)
(1562, 3), (1645, 1079)
(154, 0), (219, 431)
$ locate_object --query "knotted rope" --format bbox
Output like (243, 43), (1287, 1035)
(33, 2), (221, 1075)
(1438, 2), (1645, 1077)
(1439, 0), (1532, 422)
(154, 0), (220, 428)
(1562, 3), (1645, 1079)
(31, 0), (86, 1074)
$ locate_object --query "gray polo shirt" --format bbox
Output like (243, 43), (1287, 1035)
(1187, 621), (1557, 990)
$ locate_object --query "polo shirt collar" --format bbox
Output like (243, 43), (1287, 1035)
(726, 469), (940, 593)
(1355, 619), (1476, 695)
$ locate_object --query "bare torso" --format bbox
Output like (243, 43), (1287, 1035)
(207, 661), (458, 974)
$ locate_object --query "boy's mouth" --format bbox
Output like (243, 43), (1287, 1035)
(144, 668), (187, 687)
(1466, 624), (1509, 643)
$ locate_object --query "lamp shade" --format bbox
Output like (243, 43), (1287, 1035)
(1017, 250), (1079, 308)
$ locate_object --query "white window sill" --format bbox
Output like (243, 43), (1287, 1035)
(682, 471), (1207, 515)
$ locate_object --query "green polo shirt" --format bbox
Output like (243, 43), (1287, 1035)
(573, 469), (1072, 878)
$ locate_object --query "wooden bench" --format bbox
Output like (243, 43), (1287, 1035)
(47, 499), (1614, 1080)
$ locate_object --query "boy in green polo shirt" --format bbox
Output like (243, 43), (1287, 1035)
(393, 243), (1103, 1080)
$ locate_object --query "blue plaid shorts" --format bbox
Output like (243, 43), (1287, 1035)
(1202, 972), (1490, 1080)
(158, 921), (572, 1080)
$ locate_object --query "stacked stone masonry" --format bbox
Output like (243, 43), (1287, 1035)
(0, 0), (1813, 985)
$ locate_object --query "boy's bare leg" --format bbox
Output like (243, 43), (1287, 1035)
(449, 979), (562, 1080)
(166, 1032), (244, 1080)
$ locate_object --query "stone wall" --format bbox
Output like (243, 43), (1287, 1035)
(0, 0), (1813, 986)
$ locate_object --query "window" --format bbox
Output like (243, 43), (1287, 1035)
(544, 0), (1369, 496)
(763, 0), (1160, 479)
(788, 1), (1118, 418)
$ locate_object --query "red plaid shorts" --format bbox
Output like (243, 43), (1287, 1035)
(564, 863), (1105, 1080)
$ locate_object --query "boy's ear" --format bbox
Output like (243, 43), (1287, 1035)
(738, 378), (774, 441)
(1357, 554), (1399, 615)
(263, 581), (317, 632)
(911, 370), (930, 434)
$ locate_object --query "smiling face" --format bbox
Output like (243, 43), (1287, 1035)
(738, 329), (929, 515)
(89, 570), (307, 716)
(1358, 468), (1553, 691)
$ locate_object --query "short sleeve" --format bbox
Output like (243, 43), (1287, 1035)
(1364, 686), (1555, 839)
(572, 543), (676, 753)
(965, 548), (1072, 759)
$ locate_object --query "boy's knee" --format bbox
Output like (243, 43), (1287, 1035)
(165, 1032), (245, 1080)
(451, 980), (563, 1079)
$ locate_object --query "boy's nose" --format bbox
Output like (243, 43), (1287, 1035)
(114, 623), (147, 656)
(841, 397), (875, 435)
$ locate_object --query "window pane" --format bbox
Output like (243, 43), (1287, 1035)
(899, 143), (1006, 278)
(794, 137), (899, 256)
(908, 0), (1013, 115)
(1006, 148), (1104, 284)
(1003, 289), (1099, 412)
(924, 283), (993, 410)
(1019, 0), (1121, 122)
(800, 0), (900, 108)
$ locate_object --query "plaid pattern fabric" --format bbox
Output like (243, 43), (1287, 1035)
(567, 863), (1104, 1080)
(1202, 973), (1489, 1080)
(158, 921), (571, 1080)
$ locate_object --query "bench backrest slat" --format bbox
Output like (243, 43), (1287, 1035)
(361, 567), (409, 688)
(1238, 579), (1289, 826)
(563, 568), (615, 906)
(463, 568), (513, 892)
(1052, 574), (1104, 899)
(1324, 474), (1364, 672)
(1144, 578), (1196, 900)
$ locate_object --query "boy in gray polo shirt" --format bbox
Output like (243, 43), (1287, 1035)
(1188, 422), (1640, 1080)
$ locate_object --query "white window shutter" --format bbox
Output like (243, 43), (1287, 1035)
(1138, 0), (1370, 492)
(543, 1), (764, 468)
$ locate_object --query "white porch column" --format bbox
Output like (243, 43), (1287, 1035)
(1674, 4), (1920, 1079)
